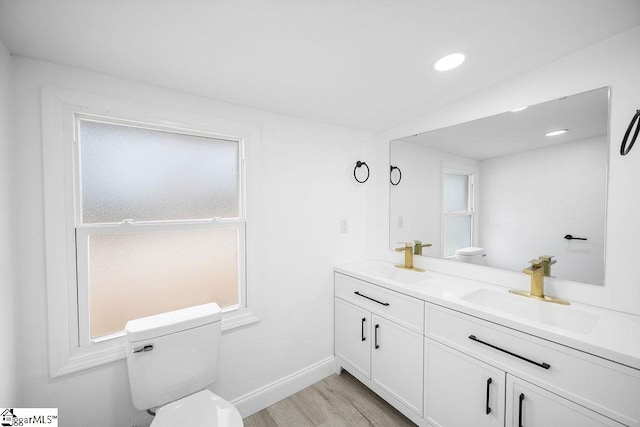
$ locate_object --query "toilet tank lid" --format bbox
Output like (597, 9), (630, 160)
(125, 303), (221, 343)
(454, 247), (484, 256)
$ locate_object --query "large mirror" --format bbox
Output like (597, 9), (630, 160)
(389, 87), (609, 285)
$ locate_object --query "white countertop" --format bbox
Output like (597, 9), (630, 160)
(335, 260), (640, 370)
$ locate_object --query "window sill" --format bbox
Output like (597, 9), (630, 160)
(222, 308), (260, 332)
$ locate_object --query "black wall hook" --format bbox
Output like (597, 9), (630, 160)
(390, 165), (402, 186)
(354, 161), (370, 183)
(621, 109), (640, 156)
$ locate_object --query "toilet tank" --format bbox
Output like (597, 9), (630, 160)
(125, 303), (222, 410)
(454, 247), (485, 265)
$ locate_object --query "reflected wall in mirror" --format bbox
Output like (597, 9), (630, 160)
(389, 87), (609, 285)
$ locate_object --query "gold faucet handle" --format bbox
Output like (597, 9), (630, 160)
(539, 255), (556, 265)
(529, 258), (544, 267)
(523, 258), (543, 274)
(395, 242), (412, 252)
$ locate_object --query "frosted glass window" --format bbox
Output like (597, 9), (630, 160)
(444, 173), (469, 212)
(444, 215), (472, 257)
(88, 228), (239, 339)
(79, 119), (239, 223)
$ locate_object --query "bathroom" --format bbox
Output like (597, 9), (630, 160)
(1, 1), (640, 426)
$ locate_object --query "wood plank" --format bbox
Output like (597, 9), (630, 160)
(244, 371), (417, 426)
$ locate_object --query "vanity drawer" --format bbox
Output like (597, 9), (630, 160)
(425, 304), (640, 427)
(335, 273), (424, 333)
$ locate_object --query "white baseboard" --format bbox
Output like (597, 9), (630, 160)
(231, 355), (336, 418)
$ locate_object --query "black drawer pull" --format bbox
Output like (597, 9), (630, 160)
(485, 377), (492, 415)
(354, 291), (390, 306)
(468, 335), (550, 370)
(374, 324), (380, 349)
(518, 393), (525, 427)
(361, 317), (366, 342)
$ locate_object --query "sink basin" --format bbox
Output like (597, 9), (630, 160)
(352, 262), (429, 284)
(461, 289), (599, 334)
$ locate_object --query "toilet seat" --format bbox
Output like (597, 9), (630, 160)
(151, 390), (243, 427)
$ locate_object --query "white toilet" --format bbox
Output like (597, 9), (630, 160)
(125, 303), (244, 427)
(454, 246), (486, 265)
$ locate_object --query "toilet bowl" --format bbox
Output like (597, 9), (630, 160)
(125, 303), (244, 427)
(151, 390), (242, 427)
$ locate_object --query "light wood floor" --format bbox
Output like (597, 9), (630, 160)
(243, 371), (417, 427)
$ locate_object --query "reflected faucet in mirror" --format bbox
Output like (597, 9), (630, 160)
(539, 255), (556, 277)
(395, 242), (426, 272)
(510, 256), (569, 305)
(414, 240), (432, 255)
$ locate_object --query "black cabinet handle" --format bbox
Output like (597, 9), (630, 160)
(518, 393), (525, 427)
(354, 291), (390, 306)
(468, 335), (550, 370)
(361, 318), (366, 342)
(485, 378), (492, 414)
(374, 324), (380, 349)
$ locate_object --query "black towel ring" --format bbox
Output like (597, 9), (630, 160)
(620, 109), (640, 156)
(354, 161), (370, 183)
(390, 165), (402, 186)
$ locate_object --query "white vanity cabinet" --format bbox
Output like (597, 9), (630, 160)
(424, 338), (505, 427)
(506, 375), (624, 427)
(370, 314), (423, 415)
(424, 333), (625, 427)
(425, 303), (640, 427)
(334, 263), (640, 427)
(334, 297), (371, 378)
(334, 273), (424, 418)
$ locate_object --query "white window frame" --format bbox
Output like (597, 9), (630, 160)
(441, 162), (477, 258)
(42, 88), (259, 377)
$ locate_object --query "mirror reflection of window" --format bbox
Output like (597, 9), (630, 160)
(443, 171), (474, 257)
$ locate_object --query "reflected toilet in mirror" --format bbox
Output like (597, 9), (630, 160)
(454, 247), (486, 265)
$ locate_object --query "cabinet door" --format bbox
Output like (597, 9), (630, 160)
(335, 298), (371, 378)
(371, 314), (423, 415)
(506, 375), (624, 427)
(425, 338), (505, 427)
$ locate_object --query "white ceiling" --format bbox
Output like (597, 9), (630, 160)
(397, 87), (609, 160)
(0, 1), (639, 132)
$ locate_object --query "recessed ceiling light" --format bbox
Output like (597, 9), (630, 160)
(434, 53), (465, 71)
(511, 106), (528, 112)
(545, 129), (568, 137)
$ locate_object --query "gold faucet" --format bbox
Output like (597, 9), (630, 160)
(509, 257), (569, 305)
(395, 242), (425, 272)
(413, 240), (432, 255)
(524, 258), (545, 297)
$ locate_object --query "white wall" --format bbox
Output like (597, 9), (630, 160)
(0, 40), (17, 406)
(11, 56), (372, 426)
(389, 140), (478, 257)
(372, 26), (640, 315)
(479, 136), (607, 284)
